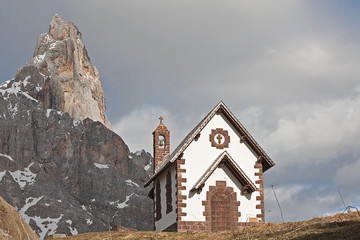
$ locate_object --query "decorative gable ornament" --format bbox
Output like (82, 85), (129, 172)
(145, 101), (275, 232)
(209, 128), (230, 149)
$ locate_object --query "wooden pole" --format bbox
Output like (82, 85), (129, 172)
(271, 184), (284, 223)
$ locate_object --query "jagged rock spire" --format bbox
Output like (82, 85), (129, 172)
(0, 15), (153, 237)
(28, 14), (112, 129)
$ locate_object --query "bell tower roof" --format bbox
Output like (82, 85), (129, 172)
(153, 116), (168, 133)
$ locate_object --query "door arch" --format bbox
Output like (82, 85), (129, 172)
(203, 181), (241, 231)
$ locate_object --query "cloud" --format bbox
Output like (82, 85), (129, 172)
(67, 0), (328, 120)
(334, 159), (360, 190)
(2, 1), (360, 120)
(112, 104), (202, 153)
(265, 184), (341, 222)
(259, 88), (360, 169)
(113, 105), (170, 153)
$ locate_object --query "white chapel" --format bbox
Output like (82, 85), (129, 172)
(145, 101), (275, 232)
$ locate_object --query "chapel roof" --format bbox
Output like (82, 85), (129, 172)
(145, 101), (275, 187)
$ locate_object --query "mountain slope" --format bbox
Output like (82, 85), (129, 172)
(0, 15), (153, 239)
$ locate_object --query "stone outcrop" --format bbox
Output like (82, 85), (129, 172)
(29, 14), (111, 130)
(0, 15), (153, 239)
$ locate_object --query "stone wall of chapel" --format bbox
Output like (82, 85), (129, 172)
(154, 163), (177, 231)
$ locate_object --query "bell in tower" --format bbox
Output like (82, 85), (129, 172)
(158, 135), (165, 149)
(153, 116), (170, 171)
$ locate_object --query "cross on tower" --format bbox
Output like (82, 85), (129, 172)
(159, 116), (163, 124)
(216, 134), (223, 144)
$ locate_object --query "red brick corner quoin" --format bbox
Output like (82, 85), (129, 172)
(254, 157), (265, 222)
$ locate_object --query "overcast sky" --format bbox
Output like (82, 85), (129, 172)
(1, 0), (360, 223)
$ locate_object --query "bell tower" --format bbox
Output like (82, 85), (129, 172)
(153, 116), (170, 171)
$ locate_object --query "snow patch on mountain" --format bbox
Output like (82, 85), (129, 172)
(0, 79), (38, 103)
(32, 53), (46, 66)
(9, 162), (37, 189)
(94, 163), (109, 169)
(46, 109), (64, 118)
(0, 79), (12, 88)
(22, 76), (31, 87)
(86, 218), (93, 225)
(144, 164), (151, 171)
(33, 214), (63, 239)
(19, 196), (44, 223)
(66, 220), (78, 235)
(110, 193), (136, 209)
(0, 153), (14, 161)
(7, 102), (19, 119)
(135, 150), (144, 156)
(125, 179), (139, 187)
(0, 171), (6, 182)
(73, 120), (83, 127)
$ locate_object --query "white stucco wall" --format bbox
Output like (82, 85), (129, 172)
(181, 113), (261, 222)
(154, 162), (177, 231)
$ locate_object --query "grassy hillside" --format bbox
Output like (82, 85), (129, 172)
(58, 211), (360, 240)
(0, 196), (40, 240)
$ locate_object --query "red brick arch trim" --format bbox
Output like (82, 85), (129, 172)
(202, 181), (241, 231)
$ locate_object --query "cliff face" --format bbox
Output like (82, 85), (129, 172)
(29, 14), (112, 130)
(0, 15), (153, 239)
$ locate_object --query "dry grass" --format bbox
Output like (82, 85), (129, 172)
(0, 196), (40, 240)
(59, 211), (360, 240)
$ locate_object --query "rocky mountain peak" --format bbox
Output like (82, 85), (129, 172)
(0, 15), (153, 238)
(48, 14), (78, 41)
(28, 14), (112, 129)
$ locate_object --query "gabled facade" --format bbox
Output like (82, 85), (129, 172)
(145, 102), (275, 232)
